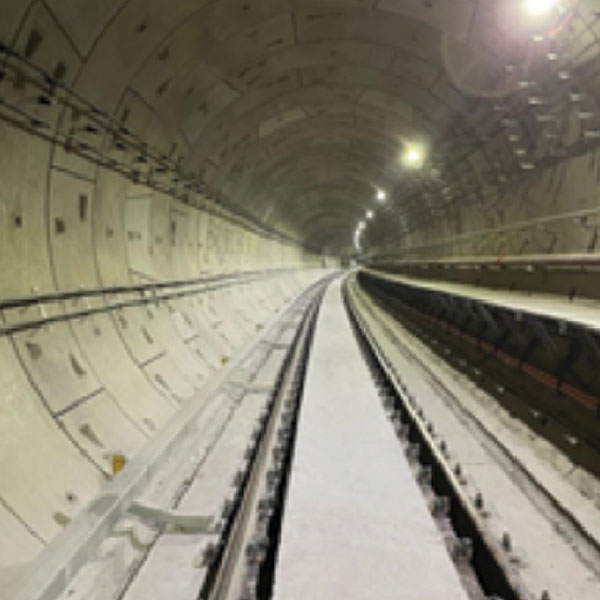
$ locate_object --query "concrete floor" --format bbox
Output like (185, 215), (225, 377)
(273, 279), (469, 600)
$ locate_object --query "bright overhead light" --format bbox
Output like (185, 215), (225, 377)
(366, 210), (374, 219)
(525, 0), (557, 15)
(407, 149), (420, 161)
(376, 190), (387, 202)
(402, 144), (425, 169)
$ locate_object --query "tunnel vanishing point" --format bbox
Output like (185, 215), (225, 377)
(1, 2), (600, 600)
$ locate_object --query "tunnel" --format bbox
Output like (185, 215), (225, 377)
(1, 2), (599, 600)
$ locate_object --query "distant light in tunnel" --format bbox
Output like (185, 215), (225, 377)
(366, 210), (374, 220)
(376, 190), (387, 202)
(525, 0), (558, 15)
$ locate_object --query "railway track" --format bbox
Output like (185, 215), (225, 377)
(197, 273), (600, 600)
(25, 273), (599, 600)
(201, 286), (323, 600)
(345, 274), (600, 600)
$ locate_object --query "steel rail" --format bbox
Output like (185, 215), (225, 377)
(344, 278), (530, 600)
(350, 275), (600, 564)
(201, 280), (327, 600)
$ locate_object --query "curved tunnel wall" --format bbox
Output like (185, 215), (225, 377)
(372, 149), (600, 260)
(2, 0), (600, 578)
(0, 2), (325, 573)
(0, 118), (321, 570)
(4, 1), (600, 264)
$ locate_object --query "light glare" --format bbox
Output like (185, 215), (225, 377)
(402, 144), (425, 169)
(376, 190), (387, 202)
(406, 149), (421, 164)
(526, 0), (557, 15)
(366, 210), (374, 219)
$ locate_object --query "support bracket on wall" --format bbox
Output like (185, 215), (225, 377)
(127, 501), (213, 533)
(228, 380), (273, 394)
(260, 339), (289, 350)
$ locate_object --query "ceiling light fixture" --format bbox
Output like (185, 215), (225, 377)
(376, 190), (387, 202)
(366, 210), (374, 220)
(525, 0), (557, 16)
(402, 144), (425, 169)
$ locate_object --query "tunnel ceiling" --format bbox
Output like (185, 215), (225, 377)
(2, 0), (599, 255)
